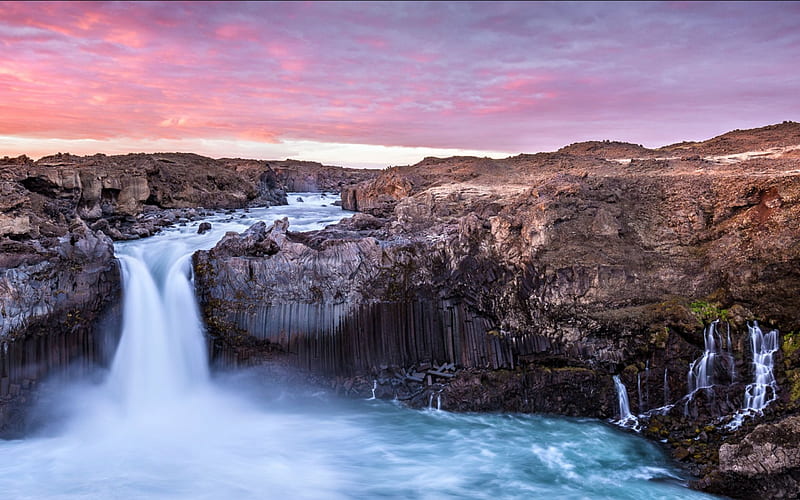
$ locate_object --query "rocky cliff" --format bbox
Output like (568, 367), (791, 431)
(195, 122), (800, 497)
(0, 151), (293, 433)
(221, 158), (379, 195)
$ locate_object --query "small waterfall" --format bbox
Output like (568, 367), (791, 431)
(368, 380), (377, 400)
(743, 322), (779, 411)
(612, 375), (640, 430)
(727, 322), (779, 429)
(637, 373), (643, 413)
(663, 368), (669, 406)
(436, 393), (441, 411)
(688, 321), (718, 392)
(686, 320), (736, 405)
(726, 323), (736, 381)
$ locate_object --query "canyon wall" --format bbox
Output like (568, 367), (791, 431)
(195, 122), (800, 496)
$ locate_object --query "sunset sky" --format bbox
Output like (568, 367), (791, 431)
(1, 1), (798, 168)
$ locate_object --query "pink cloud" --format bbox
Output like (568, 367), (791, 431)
(0, 1), (797, 160)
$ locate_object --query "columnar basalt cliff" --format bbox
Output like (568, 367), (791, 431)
(195, 122), (800, 497)
(0, 152), (296, 433)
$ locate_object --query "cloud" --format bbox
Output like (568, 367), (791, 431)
(0, 1), (797, 165)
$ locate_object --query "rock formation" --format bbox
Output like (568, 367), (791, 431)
(3, 123), (800, 495)
(221, 158), (378, 196)
(195, 122), (800, 497)
(0, 150), (376, 432)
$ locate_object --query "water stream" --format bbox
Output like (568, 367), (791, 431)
(0, 194), (715, 499)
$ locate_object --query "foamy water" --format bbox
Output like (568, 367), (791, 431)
(0, 194), (715, 499)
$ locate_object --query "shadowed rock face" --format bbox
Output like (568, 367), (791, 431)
(196, 122), (800, 497)
(221, 158), (379, 195)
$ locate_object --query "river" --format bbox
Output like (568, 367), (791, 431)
(0, 194), (716, 499)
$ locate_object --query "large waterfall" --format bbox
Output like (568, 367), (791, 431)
(0, 195), (715, 499)
(107, 252), (209, 410)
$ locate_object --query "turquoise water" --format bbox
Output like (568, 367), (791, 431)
(0, 374), (715, 500)
(0, 195), (716, 499)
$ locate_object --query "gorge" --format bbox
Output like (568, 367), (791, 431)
(2, 122), (800, 498)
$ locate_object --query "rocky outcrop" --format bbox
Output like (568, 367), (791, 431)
(222, 158), (378, 195)
(700, 415), (800, 498)
(196, 123), (800, 498)
(0, 162), (121, 434)
(17, 152), (271, 239)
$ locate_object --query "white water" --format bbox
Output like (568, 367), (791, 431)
(0, 194), (715, 498)
(613, 375), (640, 431)
(107, 252), (208, 410)
(727, 321), (780, 430)
(685, 320), (737, 417)
(743, 321), (779, 411)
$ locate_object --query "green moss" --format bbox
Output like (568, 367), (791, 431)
(649, 326), (669, 349)
(782, 331), (800, 361)
(786, 369), (800, 403)
(552, 366), (592, 373)
(689, 300), (730, 325)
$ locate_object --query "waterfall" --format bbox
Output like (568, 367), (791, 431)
(687, 320), (736, 394)
(726, 323), (736, 381)
(368, 380), (377, 400)
(637, 372), (643, 414)
(612, 375), (640, 430)
(107, 248), (209, 410)
(743, 322), (779, 411)
(663, 368), (669, 406)
(688, 321), (717, 392)
(727, 322), (779, 429)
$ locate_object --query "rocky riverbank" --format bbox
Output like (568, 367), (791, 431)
(194, 122), (800, 497)
(0, 151), (369, 433)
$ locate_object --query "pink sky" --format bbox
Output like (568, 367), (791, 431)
(1, 1), (798, 167)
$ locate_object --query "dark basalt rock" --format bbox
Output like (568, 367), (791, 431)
(195, 123), (800, 498)
(219, 158), (378, 197)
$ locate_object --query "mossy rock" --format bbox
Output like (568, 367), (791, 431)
(689, 300), (730, 325)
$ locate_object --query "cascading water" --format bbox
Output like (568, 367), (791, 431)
(685, 320), (736, 415)
(613, 375), (640, 430)
(107, 250), (209, 410)
(743, 321), (779, 411)
(0, 194), (717, 499)
(727, 321), (779, 430)
(368, 380), (377, 400)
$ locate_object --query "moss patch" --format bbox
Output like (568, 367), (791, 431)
(785, 369), (800, 402)
(689, 300), (730, 325)
(782, 331), (800, 361)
